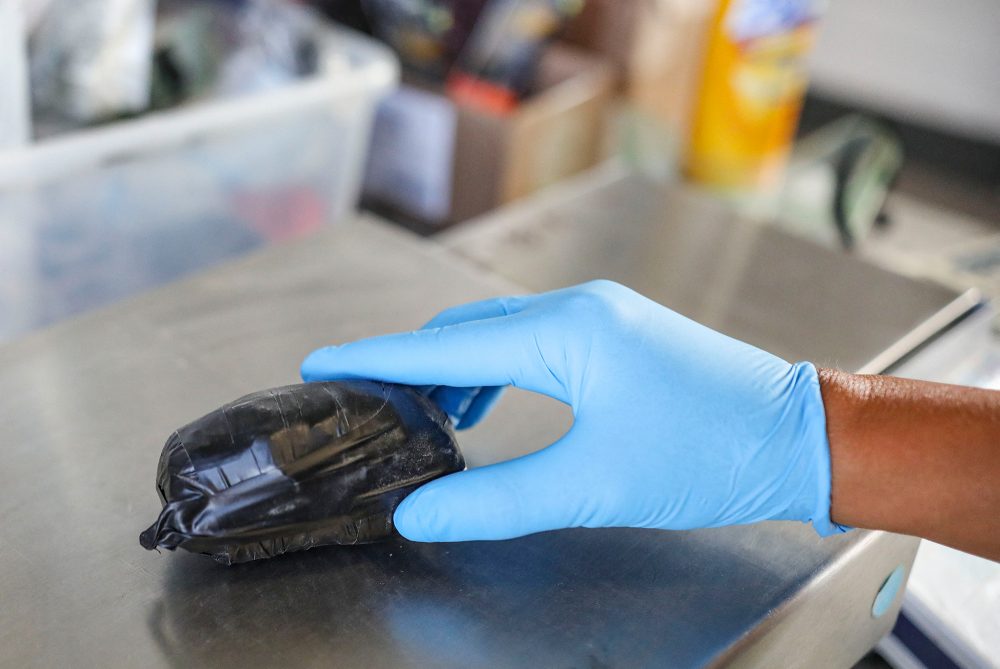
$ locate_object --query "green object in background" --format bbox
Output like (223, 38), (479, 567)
(779, 115), (904, 249)
(150, 4), (225, 110)
(151, 0), (321, 112)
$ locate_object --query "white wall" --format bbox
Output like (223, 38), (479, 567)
(808, 0), (1000, 143)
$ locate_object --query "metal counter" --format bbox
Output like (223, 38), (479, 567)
(0, 194), (980, 667)
(444, 166), (978, 374)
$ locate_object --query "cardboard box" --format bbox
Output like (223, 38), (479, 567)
(362, 44), (614, 230)
(562, 0), (714, 142)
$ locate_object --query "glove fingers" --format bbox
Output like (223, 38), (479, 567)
(454, 386), (505, 429)
(429, 385), (481, 424)
(425, 385), (507, 429)
(393, 433), (593, 542)
(419, 298), (526, 427)
(421, 295), (530, 329)
(301, 314), (564, 398)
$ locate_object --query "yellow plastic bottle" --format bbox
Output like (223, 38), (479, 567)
(685, 0), (824, 194)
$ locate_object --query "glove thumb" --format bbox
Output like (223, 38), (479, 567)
(393, 436), (589, 542)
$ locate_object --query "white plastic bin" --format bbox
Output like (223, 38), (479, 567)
(0, 16), (398, 342)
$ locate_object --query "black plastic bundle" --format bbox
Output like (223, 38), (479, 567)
(139, 381), (464, 564)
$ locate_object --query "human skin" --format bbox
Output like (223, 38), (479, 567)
(821, 369), (1000, 561)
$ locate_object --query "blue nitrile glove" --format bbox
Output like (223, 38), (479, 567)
(301, 280), (848, 542)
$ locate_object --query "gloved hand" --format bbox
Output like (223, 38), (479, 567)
(301, 280), (847, 542)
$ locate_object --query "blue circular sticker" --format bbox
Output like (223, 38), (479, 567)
(872, 565), (906, 618)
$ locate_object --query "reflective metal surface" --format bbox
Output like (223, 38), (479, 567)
(0, 209), (976, 667)
(444, 167), (976, 373)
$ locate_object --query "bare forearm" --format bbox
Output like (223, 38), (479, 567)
(820, 369), (1000, 560)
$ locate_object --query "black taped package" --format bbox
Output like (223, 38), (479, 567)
(139, 381), (464, 564)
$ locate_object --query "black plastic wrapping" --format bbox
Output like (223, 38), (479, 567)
(139, 381), (464, 564)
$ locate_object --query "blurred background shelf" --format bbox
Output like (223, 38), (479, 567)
(0, 11), (396, 343)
